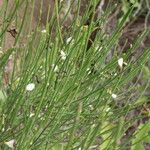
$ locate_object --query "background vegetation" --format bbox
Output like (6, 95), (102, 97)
(0, 0), (150, 149)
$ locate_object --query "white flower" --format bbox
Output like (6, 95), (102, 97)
(5, 139), (16, 149)
(96, 45), (102, 52)
(118, 58), (127, 69)
(60, 50), (66, 60)
(118, 58), (124, 69)
(89, 105), (94, 110)
(66, 37), (73, 44)
(29, 113), (35, 118)
(52, 64), (58, 72)
(41, 29), (47, 33)
(114, 73), (117, 76)
(111, 93), (117, 99)
(106, 107), (111, 112)
(26, 83), (35, 91)
(86, 68), (91, 75)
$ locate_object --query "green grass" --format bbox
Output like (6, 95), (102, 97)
(0, 0), (150, 149)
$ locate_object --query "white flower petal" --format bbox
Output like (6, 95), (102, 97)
(60, 50), (66, 56)
(89, 105), (94, 110)
(29, 113), (35, 118)
(52, 64), (58, 72)
(66, 37), (73, 44)
(118, 58), (124, 68)
(5, 139), (16, 149)
(26, 83), (35, 91)
(41, 29), (47, 33)
(111, 93), (117, 99)
(61, 56), (66, 60)
(106, 107), (111, 112)
(60, 50), (66, 60)
(96, 45), (102, 52)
